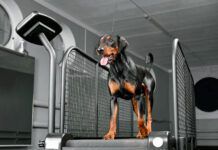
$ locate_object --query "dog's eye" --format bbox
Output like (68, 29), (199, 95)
(107, 39), (115, 47)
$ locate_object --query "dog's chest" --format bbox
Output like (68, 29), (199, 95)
(109, 60), (137, 82)
(108, 78), (143, 100)
(108, 73), (140, 100)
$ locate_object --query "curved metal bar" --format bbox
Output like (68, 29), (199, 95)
(59, 46), (76, 133)
(59, 46), (108, 133)
(39, 33), (57, 134)
(172, 38), (179, 150)
(172, 38), (196, 149)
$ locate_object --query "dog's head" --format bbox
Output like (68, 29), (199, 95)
(96, 34), (128, 66)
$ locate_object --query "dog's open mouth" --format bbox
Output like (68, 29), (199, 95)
(100, 55), (113, 66)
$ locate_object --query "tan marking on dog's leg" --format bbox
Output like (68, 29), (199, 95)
(144, 89), (152, 134)
(131, 97), (138, 117)
(104, 99), (118, 140)
(108, 80), (120, 95)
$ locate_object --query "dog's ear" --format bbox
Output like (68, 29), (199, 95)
(117, 35), (129, 52)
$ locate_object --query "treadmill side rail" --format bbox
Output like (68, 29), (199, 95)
(45, 133), (73, 150)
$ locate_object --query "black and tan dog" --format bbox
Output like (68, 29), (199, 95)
(97, 34), (156, 140)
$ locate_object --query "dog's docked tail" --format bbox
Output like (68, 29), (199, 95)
(145, 53), (154, 71)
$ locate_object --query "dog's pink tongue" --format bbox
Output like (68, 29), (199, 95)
(100, 57), (109, 66)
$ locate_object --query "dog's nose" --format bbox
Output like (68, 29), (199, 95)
(97, 47), (104, 55)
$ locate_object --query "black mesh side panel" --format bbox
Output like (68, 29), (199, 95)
(64, 51), (97, 137)
(176, 46), (196, 139)
(117, 99), (133, 137)
(97, 67), (111, 137)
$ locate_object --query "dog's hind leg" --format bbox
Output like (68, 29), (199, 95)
(145, 91), (153, 134)
(142, 80), (154, 135)
(132, 95), (148, 138)
(142, 75), (155, 135)
(104, 97), (118, 140)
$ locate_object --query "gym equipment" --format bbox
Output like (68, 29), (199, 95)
(16, 11), (73, 149)
(16, 11), (61, 134)
(58, 39), (195, 150)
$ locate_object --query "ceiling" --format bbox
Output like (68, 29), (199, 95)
(36, 0), (218, 70)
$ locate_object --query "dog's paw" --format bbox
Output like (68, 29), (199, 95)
(136, 131), (143, 139)
(146, 120), (152, 134)
(104, 131), (116, 140)
(137, 127), (148, 139)
(146, 125), (152, 135)
(136, 132), (148, 139)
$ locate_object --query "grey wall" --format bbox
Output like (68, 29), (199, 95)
(191, 65), (218, 146)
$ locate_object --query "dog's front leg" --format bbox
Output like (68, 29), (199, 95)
(104, 97), (118, 140)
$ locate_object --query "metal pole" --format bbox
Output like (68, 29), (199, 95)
(60, 61), (66, 133)
(39, 33), (56, 134)
(172, 38), (179, 150)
